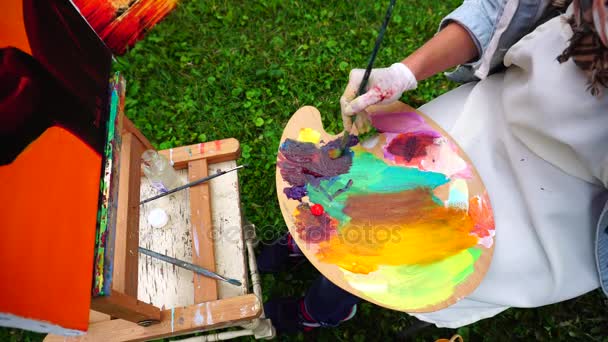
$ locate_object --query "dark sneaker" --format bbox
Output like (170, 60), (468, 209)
(264, 297), (357, 334)
(257, 233), (304, 273)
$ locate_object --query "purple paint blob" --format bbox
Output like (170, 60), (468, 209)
(371, 111), (437, 134)
(284, 186), (307, 201)
(278, 138), (353, 188)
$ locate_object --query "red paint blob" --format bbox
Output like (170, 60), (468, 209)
(310, 204), (324, 216)
(387, 132), (436, 162)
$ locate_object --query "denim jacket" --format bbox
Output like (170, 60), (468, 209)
(440, 0), (550, 82)
(440, 0), (608, 297)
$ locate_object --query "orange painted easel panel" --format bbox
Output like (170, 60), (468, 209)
(0, 126), (100, 332)
(0, 0), (32, 54)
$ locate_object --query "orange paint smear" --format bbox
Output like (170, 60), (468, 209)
(0, 127), (100, 331)
(469, 193), (495, 238)
(316, 190), (478, 274)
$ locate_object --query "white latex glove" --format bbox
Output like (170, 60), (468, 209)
(340, 62), (417, 132)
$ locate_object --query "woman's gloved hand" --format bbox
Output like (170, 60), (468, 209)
(340, 62), (417, 133)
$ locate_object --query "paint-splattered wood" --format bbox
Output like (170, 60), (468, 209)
(137, 160), (247, 309)
(207, 161), (248, 299)
(94, 74), (124, 297)
(45, 295), (261, 342)
(276, 103), (494, 313)
(138, 169), (193, 308)
(188, 158), (219, 302)
(158, 139), (240, 170)
(90, 290), (160, 324)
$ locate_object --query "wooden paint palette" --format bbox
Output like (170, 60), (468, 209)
(275, 102), (494, 313)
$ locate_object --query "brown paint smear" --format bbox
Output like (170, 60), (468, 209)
(343, 188), (437, 225)
(294, 204), (338, 243)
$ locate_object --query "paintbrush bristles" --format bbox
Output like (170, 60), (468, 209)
(329, 132), (352, 159)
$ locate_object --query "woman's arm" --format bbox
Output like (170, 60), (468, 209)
(342, 0), (547, 121)
(340, 22), (478, 122)
(402, 22), (478, 82)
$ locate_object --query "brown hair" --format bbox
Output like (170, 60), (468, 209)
(557, 0), (608, 97)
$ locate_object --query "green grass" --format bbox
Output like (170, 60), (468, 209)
(114, 0), (460, 250)
(4, 0), (607, 341)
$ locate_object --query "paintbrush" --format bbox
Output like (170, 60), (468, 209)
(140, 164), (246, 205)
(139, 247), (242, 286)
(329, 0), (396, 159)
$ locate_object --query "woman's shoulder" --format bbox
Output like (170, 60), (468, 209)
(441, 0), (554, 83)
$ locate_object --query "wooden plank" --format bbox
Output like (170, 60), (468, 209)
(113, 132), (144, 297)
(121, 115), (154, 151)
(45, 295), (262, 342)
(158, 139), (240, 170)
(188, 159), (218, 302)
(90, 290), (161, 324)
(88, 310), (111, 324)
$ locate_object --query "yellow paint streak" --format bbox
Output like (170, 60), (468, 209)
(316, 207), (478, 274)
(297, 128), (321, 144)
(343, 248), (479, 310)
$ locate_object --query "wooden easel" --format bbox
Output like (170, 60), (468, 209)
(45, 79), (271, 341)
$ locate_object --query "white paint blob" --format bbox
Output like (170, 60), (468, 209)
(148, 208), (169, 228)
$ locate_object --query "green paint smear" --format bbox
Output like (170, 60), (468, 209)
(307, 151), (449, 225)
(453, 247), (482, 283)
(346, 247), (483, 310)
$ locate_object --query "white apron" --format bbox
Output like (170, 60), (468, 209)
(412, 15), (608, 328)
